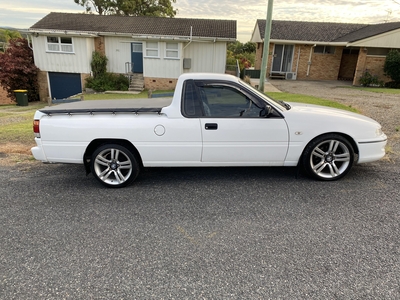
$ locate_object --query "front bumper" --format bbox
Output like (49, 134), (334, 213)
(357, 137), (387, 164)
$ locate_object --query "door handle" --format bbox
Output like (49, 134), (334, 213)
(205, 123), (218, 130)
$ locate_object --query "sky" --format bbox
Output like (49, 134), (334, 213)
(1, 0), (399, 41)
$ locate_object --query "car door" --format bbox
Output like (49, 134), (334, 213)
(196, 81), (289, 165)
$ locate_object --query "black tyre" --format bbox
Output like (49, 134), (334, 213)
(302, 134), (354, 181)
(90, 144), (139, 188)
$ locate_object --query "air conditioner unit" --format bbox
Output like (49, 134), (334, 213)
(285, 72), (297, 80)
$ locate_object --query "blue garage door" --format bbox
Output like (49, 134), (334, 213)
(49, 72), (82, 99)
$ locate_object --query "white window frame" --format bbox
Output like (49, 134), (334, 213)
(165, 42), (179, 59)
(145, 42), (159, 58)
(46, 36), (74, 53)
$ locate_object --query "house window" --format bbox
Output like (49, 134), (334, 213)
(367, 48), (390, 56)
(165, 43), (179, 59)
(342, 48), (359, 55)
(314, 45), (335, 54)
(46, 36), (73, 53)
(145, 42), (159, 58)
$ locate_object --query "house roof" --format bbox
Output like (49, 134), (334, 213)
(334, 21), (400, 42)
(255, 19), (400, 43)
(29, 12), (236, 40)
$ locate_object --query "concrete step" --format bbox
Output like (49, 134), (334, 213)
(128, 73), (144, 91)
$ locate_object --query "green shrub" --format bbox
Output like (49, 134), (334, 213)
(384, 81), (400, 89)
(384, 50), (400, 83)
(91, 51), (108, 79)
(359, 71), (383, 87)
(86, 73), (129, 92)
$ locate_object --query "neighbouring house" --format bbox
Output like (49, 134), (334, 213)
(251, 20), (400, 85)
(27, 12), (236, 101)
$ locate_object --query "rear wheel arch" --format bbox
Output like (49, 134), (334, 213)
(84, 139), (143, 174)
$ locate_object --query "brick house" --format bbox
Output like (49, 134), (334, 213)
(251, 20), (400, 85)
(28, 12), (236, 101)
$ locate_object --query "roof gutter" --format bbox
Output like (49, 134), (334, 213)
(128, 34), (234, 42)
(26, 29), (235, 42)
(270, 39), (348, 46)
(26, 29), (98, 37)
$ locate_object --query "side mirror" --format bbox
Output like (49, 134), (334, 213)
(260, 105), (272, 118)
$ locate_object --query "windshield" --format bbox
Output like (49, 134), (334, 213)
(238, 79), (290, 110)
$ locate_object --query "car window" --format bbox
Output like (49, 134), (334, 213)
(198, 84), (262, 118)
(182, 80), (203, 117)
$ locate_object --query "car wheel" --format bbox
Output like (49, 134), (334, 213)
(90, 144), (139, 188)
(302, 134), (354, 181)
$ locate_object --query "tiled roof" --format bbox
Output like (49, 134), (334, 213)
(257, 19), (400, 43)
(334, 21), (400, 42)
(30, 12), (236, 39)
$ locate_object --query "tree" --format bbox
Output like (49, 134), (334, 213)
(243, 42), (256, 53)
(384, 49), (400, 83)
(226, 41), (256, 71)
(0, 38), (39, 102)
(0, 29), (22, 52)
(0, 29), (22, 42)
(227, 41), (256, 55)
(73, 0), (111, 15)
(74, 0), (177, 17)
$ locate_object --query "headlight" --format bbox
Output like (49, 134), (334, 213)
(376, 128), (383, 136)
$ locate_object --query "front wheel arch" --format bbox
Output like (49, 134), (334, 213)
(301, 133), (356, 181)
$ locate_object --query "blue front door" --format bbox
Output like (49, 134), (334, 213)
(131, 42), (143, 73)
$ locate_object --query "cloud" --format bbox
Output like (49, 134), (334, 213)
(1, 1), (83, 29)
(1, 0), (399, 41)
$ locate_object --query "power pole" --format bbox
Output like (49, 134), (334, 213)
(258, 0), (274, 92)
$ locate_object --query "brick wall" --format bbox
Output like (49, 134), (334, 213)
(94, 37), (105, 55)
(255, 43), (344, 80)
(295, 45), (311, 80)
(81, 73), (91, 91)
(37, 71), (49, 101)
(365, 56), (391, 82)
(254, 43), (263, 70)
(353, 50), (367, 85)
(144, 77), (178, 91)
(304, 47), (343, 80)
(0, 87), (14, 105)
(353, 53), (391, 85)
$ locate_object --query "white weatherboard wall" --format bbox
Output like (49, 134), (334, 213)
(104, 38), (227, 78)
(183, 42), (227, 74)
(32, 36), (94, 73)
(349, 29), (400, 48)
(143, 42), (182, 79)
(105, 37), (132, 74)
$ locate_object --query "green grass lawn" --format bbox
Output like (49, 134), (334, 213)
(0, 103), (47, 144)
(83, 91), (148, 100)
(266, 92), (358, 113)
(340, 86), (400, 95)
(83, 89), (174, 100)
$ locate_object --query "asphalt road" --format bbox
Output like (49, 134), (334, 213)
(1, 161), (399, 299)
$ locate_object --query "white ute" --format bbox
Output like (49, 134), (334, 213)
(32, 73), (387, 188)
